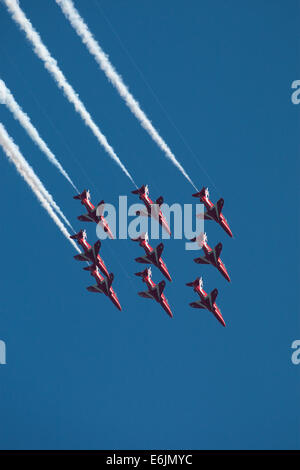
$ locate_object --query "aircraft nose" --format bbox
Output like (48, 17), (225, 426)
(162, 267), (172, 282)
(222, 268), (231, 282)
(223, 222), (233, 238)
(163, 303), (173, 318)
(113, 297), (122, 311)
(217, 311), (226, 327)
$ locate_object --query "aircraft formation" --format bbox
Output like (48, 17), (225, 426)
(71, 185), (174, 316)
(70, 183), (233, 326)
(0, 1), (234, 328)
(188, 187), (233, 327)
(71, 190), (121, 311)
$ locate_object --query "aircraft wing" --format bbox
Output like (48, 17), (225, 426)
(93, 240), (101, 256)
(156, 196), (164, 206)
(157, 280), (166, 296)
(138, 291), (154, 299)
(194, 256), (210, 265)
(74, 253), (88, 261)
(215, 242), (223, 259)
(190, 301), (205, 309)
(156, 243), (164, 259)
(78, 213), (94, 222)
(135, 255), (151, 264)
(210, 288), (218, 305)
(216, 198), (224, 214)
(87, 285), (103, 293)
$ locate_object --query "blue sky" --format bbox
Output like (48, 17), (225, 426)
(0, 0), (299, 450)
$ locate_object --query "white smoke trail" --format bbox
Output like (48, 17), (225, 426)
(0, 78), (78, 191)
(0, 118), (73, 230)
(55, 0), (197, 190)
(3, 0), (136, 187)
(0, 122), (80, 253)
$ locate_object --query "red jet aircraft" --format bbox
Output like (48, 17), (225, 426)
(84, 264), (122, 311)
(186, 277), (226, 327)
(132, 185), (171, 236)
(74, 189), (114, 239)
(132, 232), (172, 282)
(192, 187), (233, 238)
(191, 232), (230, 282)
(70, 230), (109, 278)
(135, 267), (173, 318)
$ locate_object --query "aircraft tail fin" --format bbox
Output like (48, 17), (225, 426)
(132, 184), (145, 195)
(74, 189), (88, 200)
(131, 232), (148, 242)
(192, 187), (207, 199)
(190, 232), (207, 247)
(70, 229), (85, 240)
(134, 268), (149, 278)
(186, 277), (203, 289)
